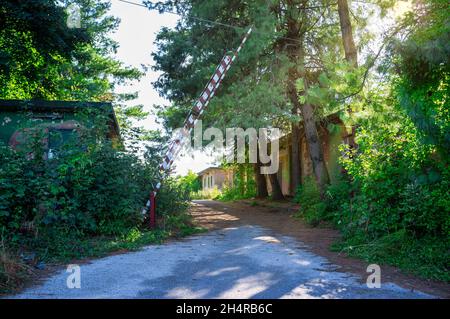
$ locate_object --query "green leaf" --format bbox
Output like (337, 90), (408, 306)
(296, 78), (305, 92)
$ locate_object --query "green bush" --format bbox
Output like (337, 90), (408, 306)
(293, 177), (327, 226)
(318, 112), (450, 281)
(191, 186), (222, 200)
(291, 105), (449, 281)
(0, 142), (143, 240)
(0, 116), (191, 260)
(176, 170), (201, 199)
(0, 117), (197, 293)
(216, 164), (255, 201)
(337, 119), (450, 240)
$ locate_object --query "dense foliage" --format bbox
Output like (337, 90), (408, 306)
(309, 108), (449, 281)
(0, 1), (194, 293)
(0, 0), (142, 101)
(0, 113), (196, 293)
(0, 114), (187, 244)
(294, 0), (449, 281)
(177, 170), (201, 197)
(217, 164), (256, 201)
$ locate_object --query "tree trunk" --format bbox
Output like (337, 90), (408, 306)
(268, 172), (284, 200)
(337, 0), (358, 67)
(337, 0), (358, 149)
(283, 0), (330, 194)
(284, 1), (302, 195)
(254, 163), (268, 198)
(291, 121), (301, 193)
(287, 72), (330, 194)
(238, 164), (245, 196)
(254, 161), (268, 198)
(300, 101), (330, 191)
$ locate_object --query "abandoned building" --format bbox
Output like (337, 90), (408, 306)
(0, 99), (121, 158)
(196, 114), (353, 197)
(203, 114), (353, 197)
(267, 114), (353, 196)
(198, 167), (234, 190)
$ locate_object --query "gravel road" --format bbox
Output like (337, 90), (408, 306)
(11, 203), (435, 299)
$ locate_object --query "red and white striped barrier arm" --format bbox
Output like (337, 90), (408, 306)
(143, 28), (252, 221)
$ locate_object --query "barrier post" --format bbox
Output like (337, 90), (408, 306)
(149, 191), (156, 228)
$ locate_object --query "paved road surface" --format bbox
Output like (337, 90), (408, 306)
(11, 201), (434, 299)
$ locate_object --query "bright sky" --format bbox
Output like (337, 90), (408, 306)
(393, 1), (413, 19)
(109, 0), (217, 176)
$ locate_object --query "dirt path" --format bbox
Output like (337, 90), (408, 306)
(9, 200), (448, 299)
(190, 200), (450, 298)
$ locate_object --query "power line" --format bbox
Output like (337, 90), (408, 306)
(118, 0), (249, 32)
(116, 0), (333, 45)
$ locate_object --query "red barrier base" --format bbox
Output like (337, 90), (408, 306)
(149, 192), (156, 228)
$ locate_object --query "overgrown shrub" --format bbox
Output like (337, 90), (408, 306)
(176, 170), (201, 199)
(191, 186), (221, 200)
(1, 142), (141, 240)
(292, 105), (449, 281)
(317, 111), (450, 281)
(0, 115), (191, 265)
(293, 177), (326, 226)
(337, 119), (449, 240)
(217, 164), (255, 201)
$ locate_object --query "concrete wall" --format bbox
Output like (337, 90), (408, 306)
(269, 120), (349, 196)
(200, 168), (233, 190)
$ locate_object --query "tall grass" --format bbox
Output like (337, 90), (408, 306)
(0, 239), (34, 294)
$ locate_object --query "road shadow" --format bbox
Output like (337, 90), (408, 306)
(137, 226), (431, 299)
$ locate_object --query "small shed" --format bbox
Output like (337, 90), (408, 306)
(197, 167), (233, 190)
(0, 99), (120, 157)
